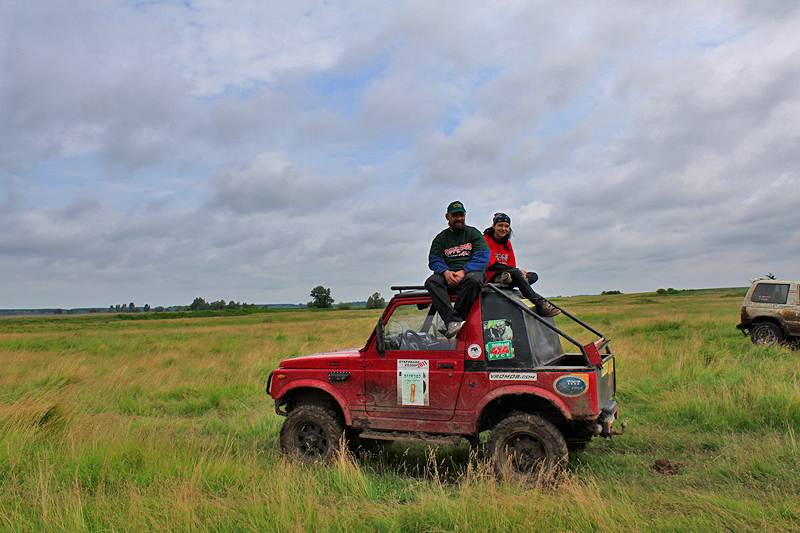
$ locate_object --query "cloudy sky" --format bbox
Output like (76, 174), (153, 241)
(2, 0), (799, 309)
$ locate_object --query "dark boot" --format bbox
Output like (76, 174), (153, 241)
(534, 299), (560, 317)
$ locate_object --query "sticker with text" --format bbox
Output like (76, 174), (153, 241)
(554, 375), (588, 397)
(397, 360), (429, 406)
(486, 341), (514, 360)
(489, 372), (538, 381)
(467, 343), (482, 359)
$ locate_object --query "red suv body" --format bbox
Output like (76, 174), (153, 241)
(268, 284), (624, 480)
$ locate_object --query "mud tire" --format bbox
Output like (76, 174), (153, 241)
(486, 413), (568, 483)
(751, 322), (783, 347)
(280, 405), (344, 463)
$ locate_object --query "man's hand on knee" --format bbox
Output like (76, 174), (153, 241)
(444, 270), (461, 286)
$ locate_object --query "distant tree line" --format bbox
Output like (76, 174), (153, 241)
(187, 297), (259, 311)
(107, 288), (387, 314)
(109, 298), (259, 314)
(656, 288), (680, 295)
(109, 303), (158, 313)
(306, 286), (386, 310)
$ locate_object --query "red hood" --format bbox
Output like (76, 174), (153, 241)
(279, 348), (361, 369)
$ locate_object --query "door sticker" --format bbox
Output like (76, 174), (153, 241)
(397, 360), (429, 406)
(484, 319), (514, 360)
(467, 343), (482, 359)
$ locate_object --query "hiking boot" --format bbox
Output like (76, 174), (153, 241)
(438, 321), (460, 336)
(535, 300), (561, 317)
(443, 321), (465, 339)
(494, 272), (512, 285)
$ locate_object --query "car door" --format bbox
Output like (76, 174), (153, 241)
(365, 299), (463, 420)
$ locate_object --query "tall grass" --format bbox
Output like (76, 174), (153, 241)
(1, 290), (799, 532)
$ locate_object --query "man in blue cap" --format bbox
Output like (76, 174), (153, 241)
(425, 201), (490, 339)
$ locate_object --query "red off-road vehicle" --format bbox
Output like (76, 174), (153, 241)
(267, 284), (624, 480)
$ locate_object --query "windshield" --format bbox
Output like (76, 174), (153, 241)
(383, 301), (456, 351)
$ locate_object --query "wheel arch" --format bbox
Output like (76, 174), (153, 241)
(475, 388), (571, 433)
(748, 316), (789, 336)
(276, 382), (351, 425)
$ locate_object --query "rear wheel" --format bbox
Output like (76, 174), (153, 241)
(486, 413), (568, 483)
(280, 405), (344, 463)
(751, 322), (783, 347)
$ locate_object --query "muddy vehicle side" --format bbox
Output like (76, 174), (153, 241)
(737, 278), (800, 347)
(268, 284), (624, 480)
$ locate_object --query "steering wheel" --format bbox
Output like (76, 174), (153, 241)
(402, 330), (426, 351)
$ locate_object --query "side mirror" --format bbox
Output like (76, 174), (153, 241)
(376, 316), (386, 356)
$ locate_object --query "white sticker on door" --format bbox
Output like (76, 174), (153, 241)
(397, 359), (429, 406)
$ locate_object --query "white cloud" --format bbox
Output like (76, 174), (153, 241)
(1, 0), (799, 308)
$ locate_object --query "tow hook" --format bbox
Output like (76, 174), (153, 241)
(596, 418), (627, 438)
(611, 420), (627, 435)
(596, 401), (626, 438)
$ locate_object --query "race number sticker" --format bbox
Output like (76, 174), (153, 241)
(467, 344), (482, 359)
(397, 360), (429, 406)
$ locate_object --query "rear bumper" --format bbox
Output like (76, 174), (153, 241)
(598, 400), (626, 437)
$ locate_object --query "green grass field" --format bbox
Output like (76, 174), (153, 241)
(2, 289), (799, 532)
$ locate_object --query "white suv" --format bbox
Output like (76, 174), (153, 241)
(736, 278), (800, 347)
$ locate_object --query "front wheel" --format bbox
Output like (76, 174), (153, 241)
(751, 322), (783, 347)
(280, 405), (344, 463)
(486, 413), (568, 483)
